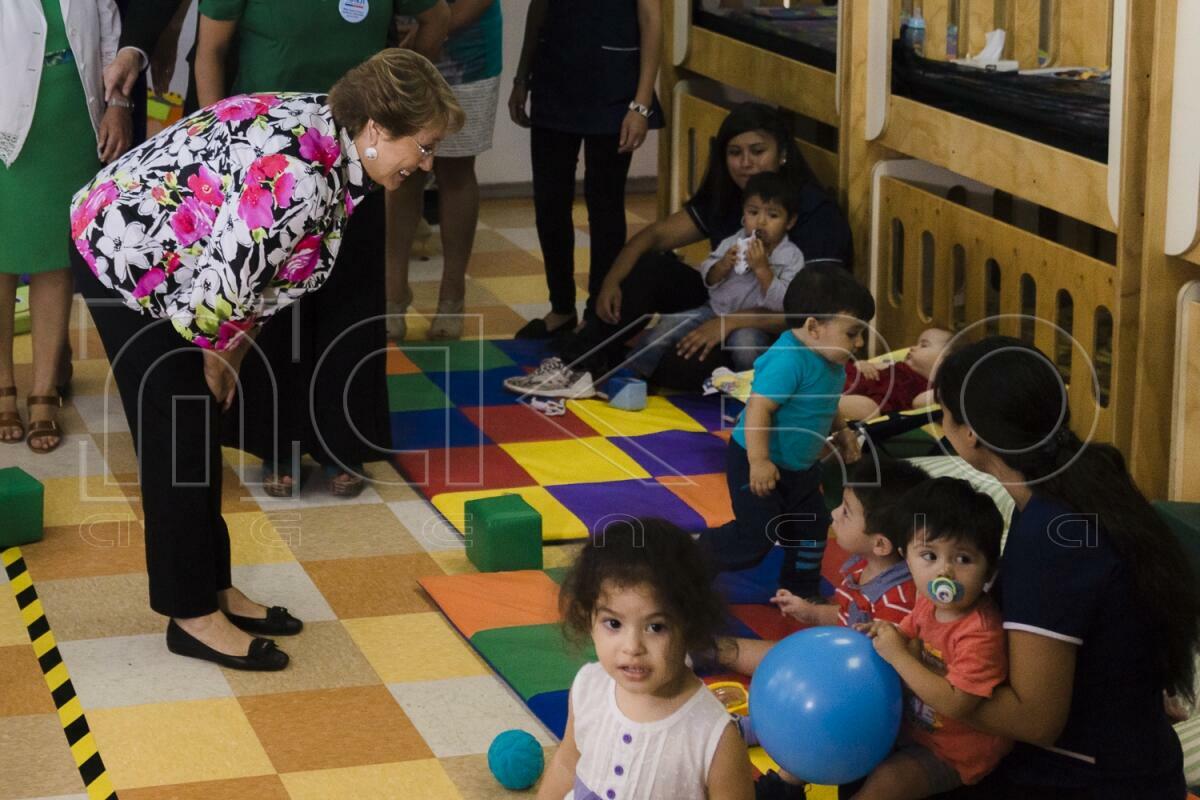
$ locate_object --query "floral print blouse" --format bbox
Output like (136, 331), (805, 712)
(69, 93), (372, 350)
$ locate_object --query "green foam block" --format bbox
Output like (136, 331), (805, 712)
(464, 493), (543, 573)
(0, 467), (44, 548)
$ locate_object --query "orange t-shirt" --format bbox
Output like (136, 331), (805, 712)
(897, 595), (1012, 785)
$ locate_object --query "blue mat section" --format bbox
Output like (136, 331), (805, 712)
(527, 689), (571, 739)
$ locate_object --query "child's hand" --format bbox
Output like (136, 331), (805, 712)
(720, 244), (740, 270)
(770, 589), (815, 622)
(830, 426), (861, 465)
(860, 620), (910, 664)
(854, 360), (882, 381)
(748, 458), (780, 497)
(746, 236), (770, 274)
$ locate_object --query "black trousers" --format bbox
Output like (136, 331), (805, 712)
(73, 245), (231, 619)
(530, 126), (634, 317)
(559, 250), (711, 374)
(221, 190), (390, 472)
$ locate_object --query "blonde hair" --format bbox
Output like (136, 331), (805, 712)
(329, 49), (464, 140)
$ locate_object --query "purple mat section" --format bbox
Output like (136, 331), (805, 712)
(547, 479), (707, 533)
(609, 430), (728, 478)
(666, 393), (738, 432)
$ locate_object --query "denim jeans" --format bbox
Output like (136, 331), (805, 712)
(627, 305), (776, 377)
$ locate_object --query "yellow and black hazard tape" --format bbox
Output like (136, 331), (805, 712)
(2, 547), (117, 800)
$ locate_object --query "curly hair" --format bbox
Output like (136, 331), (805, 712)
(560, 519), (727, 654)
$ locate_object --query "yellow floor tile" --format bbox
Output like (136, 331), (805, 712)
(567, 395), (710, 438)
(428, 548), (475, 576)
(499, 437), (650, 486)
(40, 474), (137, 528)
(470, 275), (555, 307)
(280, 759), (463, 800)
(343, 612), (488, 683)
(226, 511), (296, 565)
(0, 589), (30, 647)
(88, 697), (275, 789)
(430, 486), (588, 542)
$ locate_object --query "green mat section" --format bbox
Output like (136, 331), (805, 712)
(386, 372), (451, 412)
(470, 623), (595, 700)
(401, 339), (515, 373)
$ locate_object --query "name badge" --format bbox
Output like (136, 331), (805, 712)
(339, 0), (369, 23)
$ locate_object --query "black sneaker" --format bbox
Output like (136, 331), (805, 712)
(755, 771), (806, 800)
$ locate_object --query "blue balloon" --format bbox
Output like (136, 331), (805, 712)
(748, 626), (902, 785)
(488, 729), (545, 790)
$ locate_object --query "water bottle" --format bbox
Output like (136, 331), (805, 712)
(908, 8), (926, 56)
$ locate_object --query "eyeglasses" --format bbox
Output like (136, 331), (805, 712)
(409, 137), (436, 159)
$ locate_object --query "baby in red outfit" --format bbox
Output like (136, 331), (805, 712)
(840, 327), (954, 421)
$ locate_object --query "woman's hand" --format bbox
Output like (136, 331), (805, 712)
(748, 458), (779, 497)
(618, 110), (649, 154)
(203, 344), (250, 412)
(97, 106), (132, 163)
(676, 317), (724, 361)
(508, 82), (531, 128)
(103, 48), (142, 102)
(596, 279), (622, 324)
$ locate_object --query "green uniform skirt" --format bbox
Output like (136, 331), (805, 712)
(0, 57), (101, 274)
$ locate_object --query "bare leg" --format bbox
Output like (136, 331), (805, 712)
(27, 269), (72, 451)
(384, 178), (424, 339)
(174, 610), (257, 655)
(0, 274), (20, 441)
(219, 586), (270, 619)
(428, 156), (479, 340)
(840, 394), (882, 422)
(717, 636), (776, 676)
(852, 752), (934, 800)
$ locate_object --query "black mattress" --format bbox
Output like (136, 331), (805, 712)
(691, 3), (838, 72)
(891, 39), (1111, 162)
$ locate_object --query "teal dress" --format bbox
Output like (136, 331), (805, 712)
(0, 0), (102, 274)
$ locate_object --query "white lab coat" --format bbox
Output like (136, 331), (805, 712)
(0, 0), (121, 166)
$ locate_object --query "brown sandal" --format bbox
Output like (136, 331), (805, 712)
(0, 387), (23, 444)
(26, 395), (63, 454)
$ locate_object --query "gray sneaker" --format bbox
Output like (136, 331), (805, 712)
(503, 357), (597, 399)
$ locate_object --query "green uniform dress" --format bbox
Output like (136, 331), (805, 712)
(0, 0), (101, 274)
(199, 0), (439, 93)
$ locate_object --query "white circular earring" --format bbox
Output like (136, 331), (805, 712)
(364, 146), (378, 160)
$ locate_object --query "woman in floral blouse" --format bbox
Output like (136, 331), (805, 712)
(68, 49), (463, 671)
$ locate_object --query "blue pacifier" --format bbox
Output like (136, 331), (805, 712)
(928, 576), (963, 604)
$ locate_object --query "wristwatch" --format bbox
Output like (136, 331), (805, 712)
(107, 97), (133, 109)
(628, 101), (651, 119)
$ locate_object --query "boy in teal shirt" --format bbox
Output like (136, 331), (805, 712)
(699, 265), (875, 598)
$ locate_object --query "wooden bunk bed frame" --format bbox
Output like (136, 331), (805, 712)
(656, 0), (1198, 497)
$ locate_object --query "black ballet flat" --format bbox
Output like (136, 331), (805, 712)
(225, 606), (304, 636)
(515, 313), (577, 340)
(166, 619), (289, 671)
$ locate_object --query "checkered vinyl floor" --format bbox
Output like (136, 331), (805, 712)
(0, 194), (658, 799)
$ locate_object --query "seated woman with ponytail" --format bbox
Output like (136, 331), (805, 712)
(928, 336), (1199, 799)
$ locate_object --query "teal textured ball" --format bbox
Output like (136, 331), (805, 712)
(488, 729), (544, 790)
